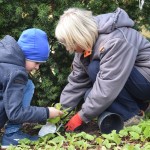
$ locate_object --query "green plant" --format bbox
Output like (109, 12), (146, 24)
(47, 103), (71, 125)
(6, 117), (150, 150)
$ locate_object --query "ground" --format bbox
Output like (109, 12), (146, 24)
(23, 121), (100, 136)
(0, 120), (100, 140)
(0, 121), (100, 150)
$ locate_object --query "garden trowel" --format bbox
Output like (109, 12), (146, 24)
(38, 111), (71, 137)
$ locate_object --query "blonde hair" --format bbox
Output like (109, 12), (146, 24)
(55, 8), (98, 53)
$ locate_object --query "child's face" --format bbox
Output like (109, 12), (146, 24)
(25, 60), (41, 73)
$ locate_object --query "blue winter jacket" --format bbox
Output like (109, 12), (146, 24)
(0, 35), (48, 124)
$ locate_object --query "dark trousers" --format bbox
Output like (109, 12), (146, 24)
(87, 60), (150, 121)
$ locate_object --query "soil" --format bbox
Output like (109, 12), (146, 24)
(77, 121), (100, 136)
(21, 121), (100, 136)
(0, 121), (100, 136)
(0, 121), (100, 150)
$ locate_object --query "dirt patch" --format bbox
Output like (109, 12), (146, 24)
(77, 121), (100, 136)
(0, 121), (100, 137)
(21, 121), (100, 136)
(0, 121), (101, 150)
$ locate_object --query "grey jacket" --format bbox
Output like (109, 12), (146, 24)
(0, 35), (48, 124)
(60, 8), (150, 123)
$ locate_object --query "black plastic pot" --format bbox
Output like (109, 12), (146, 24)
(98, 111), (124, 134)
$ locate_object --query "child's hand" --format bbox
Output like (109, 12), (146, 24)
(48, 107), (63, 118)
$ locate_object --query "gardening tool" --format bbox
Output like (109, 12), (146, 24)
(98, 111), (124, 134)
(38, 122), (57, 137)
(38, 109), (71, 137)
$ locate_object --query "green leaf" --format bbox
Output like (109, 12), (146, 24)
(119, 129), (128, 137)
(33, 124), (43, 129)
(122, 144), (134, 150)
(131, 126), (142, 134)
(68, 145), (75, 150)
(102, 130), (121, 145)
(102, 139), (112, 149)
(55, 103), (62, 110)
(134, 144), (141, 150)
(143, 142), (150, 149)
(96, 137), (103, 145)
(47, 116), (60, 124)
(51, 136), (65, 143)
(74, 140), (85, 147)
(143, 126), (150, 138)
(129, 131), (140, 140)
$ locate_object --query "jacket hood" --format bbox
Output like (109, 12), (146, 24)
(0, 35), (25, 67)
(94, 8), (134, 34)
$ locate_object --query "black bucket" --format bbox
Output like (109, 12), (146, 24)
(98, 111), (124, 134)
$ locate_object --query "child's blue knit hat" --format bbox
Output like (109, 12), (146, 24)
(18, 28), (50, 62)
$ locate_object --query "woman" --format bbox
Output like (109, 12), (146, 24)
(55, 7), (150, 131)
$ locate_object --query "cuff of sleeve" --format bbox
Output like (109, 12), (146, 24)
(46, 107), (49, 118)
(78, 110), (91, 123)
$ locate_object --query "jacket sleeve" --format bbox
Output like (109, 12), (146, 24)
(3, 69), (48, 123)
(60, 54), (92, 110)
(79, 38), (138, 123)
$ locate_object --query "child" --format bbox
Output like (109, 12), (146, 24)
(0, 28), (63, 148)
